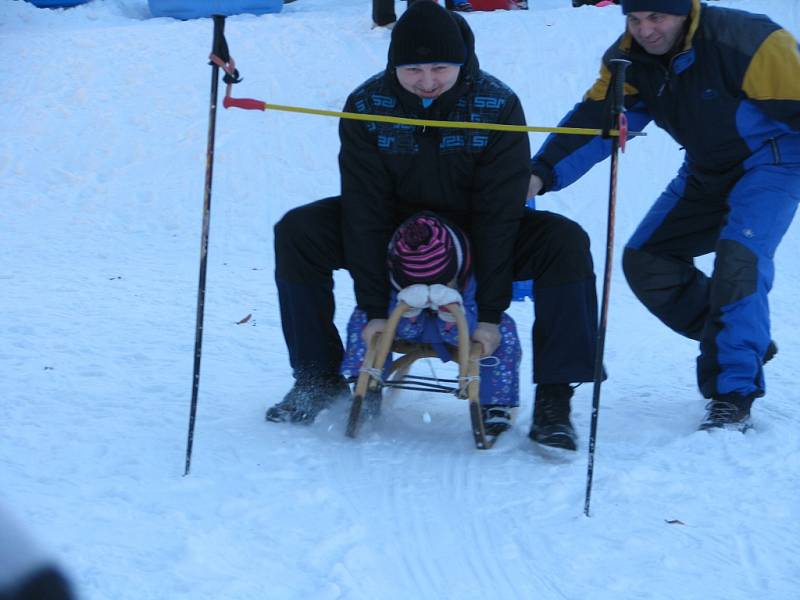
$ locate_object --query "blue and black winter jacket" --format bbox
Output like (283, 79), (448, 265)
(531, 0), (800, 192)
(339, 13), (530, 324)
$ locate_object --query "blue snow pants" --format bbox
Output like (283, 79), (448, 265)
(623, 136), (800, 400)
(339, 307), (522, 407)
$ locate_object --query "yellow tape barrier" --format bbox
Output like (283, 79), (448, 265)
(254, 101), (644, 138)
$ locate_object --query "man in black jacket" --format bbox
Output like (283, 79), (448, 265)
(269, 0), (599, 450)
(529, 0), (800, 432)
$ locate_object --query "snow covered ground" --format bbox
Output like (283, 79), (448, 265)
(1, 0), (799, 598)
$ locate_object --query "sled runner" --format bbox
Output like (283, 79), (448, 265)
(345, 300), (501, 449)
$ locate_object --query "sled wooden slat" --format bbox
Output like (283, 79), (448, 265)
(345, 302), (500, 449)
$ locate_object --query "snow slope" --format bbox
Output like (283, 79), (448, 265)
(1, 0), (799, 598)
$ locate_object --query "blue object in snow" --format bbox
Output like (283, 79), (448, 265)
(511, 197), (536, 302)
(148, 0), (282, 19)
(26, 0), (91, 7)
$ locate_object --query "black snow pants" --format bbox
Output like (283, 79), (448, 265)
(274, 197), (600, 385)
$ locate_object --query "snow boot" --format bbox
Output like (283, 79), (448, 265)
(699, 393), (754, 432)
(764, 340), (778, 365)
(266, 375), (350, 424)
(481, 405), (513, 436)
(528, 383), (577, 450)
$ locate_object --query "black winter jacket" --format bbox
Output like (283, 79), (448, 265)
(339, 14), (530, 324)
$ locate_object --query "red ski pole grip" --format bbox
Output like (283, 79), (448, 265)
(223, 96), (267, 111)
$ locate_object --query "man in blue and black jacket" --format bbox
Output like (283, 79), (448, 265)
(529, 0), (800, 431)
(269, 0), (600, 450)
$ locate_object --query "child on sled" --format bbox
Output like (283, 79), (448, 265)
(339, 212), (522, 435)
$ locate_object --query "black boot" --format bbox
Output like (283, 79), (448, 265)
(481, 405), (513, 436)
(699, 393), (754, 432)
(529, 383), (577, 450)
(266, 375), (350, 424)
(372, 0), (396, 27)
(764, 340), (778, 365)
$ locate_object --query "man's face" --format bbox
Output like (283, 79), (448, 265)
(396, 64), (461, 100)
(626, 11), (688, 56)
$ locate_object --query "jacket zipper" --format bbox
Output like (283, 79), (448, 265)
(657, 69), (669, 97)
(770, 138), (781, 164)
(656, 59), (675, 98)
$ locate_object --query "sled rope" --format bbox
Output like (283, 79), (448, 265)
(359, 366), (384, 381)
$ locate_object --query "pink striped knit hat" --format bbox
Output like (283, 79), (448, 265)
(388, 212), (471, 290)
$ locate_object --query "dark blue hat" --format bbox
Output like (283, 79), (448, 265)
(622, 0), (691, 15)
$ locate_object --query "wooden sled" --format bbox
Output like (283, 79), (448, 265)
(345, 300), (501, 449)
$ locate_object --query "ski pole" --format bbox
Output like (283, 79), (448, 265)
(584, 58), (631, 516)
(184, 15), (229, 476)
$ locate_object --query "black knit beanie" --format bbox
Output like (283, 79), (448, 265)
(390, 0), (466, 67)
(621, 0), (691, 15)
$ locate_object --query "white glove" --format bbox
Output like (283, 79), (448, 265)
(396, 284), (431, 318)
(428, 284), (463, 323)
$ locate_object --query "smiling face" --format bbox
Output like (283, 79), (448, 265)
(626, 11), (688, 56)
(395, 63), (461, 100)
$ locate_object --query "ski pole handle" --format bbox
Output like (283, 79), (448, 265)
(609, 58), (631, 116)
(212, 15), (226, 56)
(223, 96), (267, 110)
